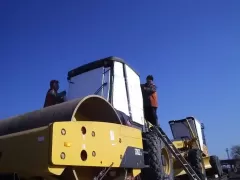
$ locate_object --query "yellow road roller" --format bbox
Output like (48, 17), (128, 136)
(169, 117), (224, 180)
(0, 56), (216, 180)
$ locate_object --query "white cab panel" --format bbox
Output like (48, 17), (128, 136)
(125, 64), (144, 125)
(112, 62), (129, 116)
(194, 118), (204, 152)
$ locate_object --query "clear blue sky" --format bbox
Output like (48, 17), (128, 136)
(1, 1), (240, 159)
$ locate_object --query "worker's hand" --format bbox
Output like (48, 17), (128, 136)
(62, 90), (66, 96)
(58, 90), (66, 97)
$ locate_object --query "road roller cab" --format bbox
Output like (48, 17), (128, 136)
(65, 57), (175, 180)
(169, 117), (209, 156)
(66, 56), (145, 129)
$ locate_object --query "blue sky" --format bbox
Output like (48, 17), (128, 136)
(1, 0), (240, 158)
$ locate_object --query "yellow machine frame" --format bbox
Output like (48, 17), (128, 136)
(0, 121), (143, 179)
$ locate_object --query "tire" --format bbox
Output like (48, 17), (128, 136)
(141, 130), (163, 180)
(141, 129), (174, 180)
(209, 155), (223, 177)
(188, 149), (206, 180)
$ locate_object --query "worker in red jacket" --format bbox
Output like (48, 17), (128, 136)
(141, 75), (159, 126)
(43, 80), (66, 108)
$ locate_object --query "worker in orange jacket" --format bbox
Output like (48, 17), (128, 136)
(43, 80), (66, 108)
(141, 75), (159, 126)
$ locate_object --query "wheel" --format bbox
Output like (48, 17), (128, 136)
(141, 129), (174, 180)
(188, 149), (206, 180)
(209, 155), (223, 177)
(160, 140), (174, 180)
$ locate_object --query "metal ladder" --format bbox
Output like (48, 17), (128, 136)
(153, 126), (201, 180)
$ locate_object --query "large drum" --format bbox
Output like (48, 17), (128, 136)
(0, 95), (122, 136)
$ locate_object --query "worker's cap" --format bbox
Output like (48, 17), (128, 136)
(50, 80), (59, 86)
(146, 75), (154, 81)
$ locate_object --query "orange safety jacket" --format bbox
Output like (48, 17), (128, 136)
(141, 83), (158, 108)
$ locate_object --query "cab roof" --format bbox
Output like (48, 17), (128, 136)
(67, 56), (138, 80)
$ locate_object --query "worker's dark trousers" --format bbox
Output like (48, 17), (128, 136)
(144, 107), (159, 126)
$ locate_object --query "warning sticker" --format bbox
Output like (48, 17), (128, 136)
(134, 148), (142, 156)
(110, 130), (115, 141)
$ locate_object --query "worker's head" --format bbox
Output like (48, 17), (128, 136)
(50, 80), (59, 91)
(146, 75), (154, 84)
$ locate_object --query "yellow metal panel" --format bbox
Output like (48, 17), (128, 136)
(0, 126), (61, 175)
(202, 144), (209, 156)
(50, 121), (143, 167)
(174, 168), (186, 176)
(172, 140), (184, 149)
(203, 156), (211, 169)
(132, 169), (141, 177)
(0, 121), (143, 178)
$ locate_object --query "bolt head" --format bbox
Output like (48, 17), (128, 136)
(60, 152), (65, 159)
(61, 129), (66, 135)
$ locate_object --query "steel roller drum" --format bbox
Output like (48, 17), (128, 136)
(0, 95), (121, 136)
